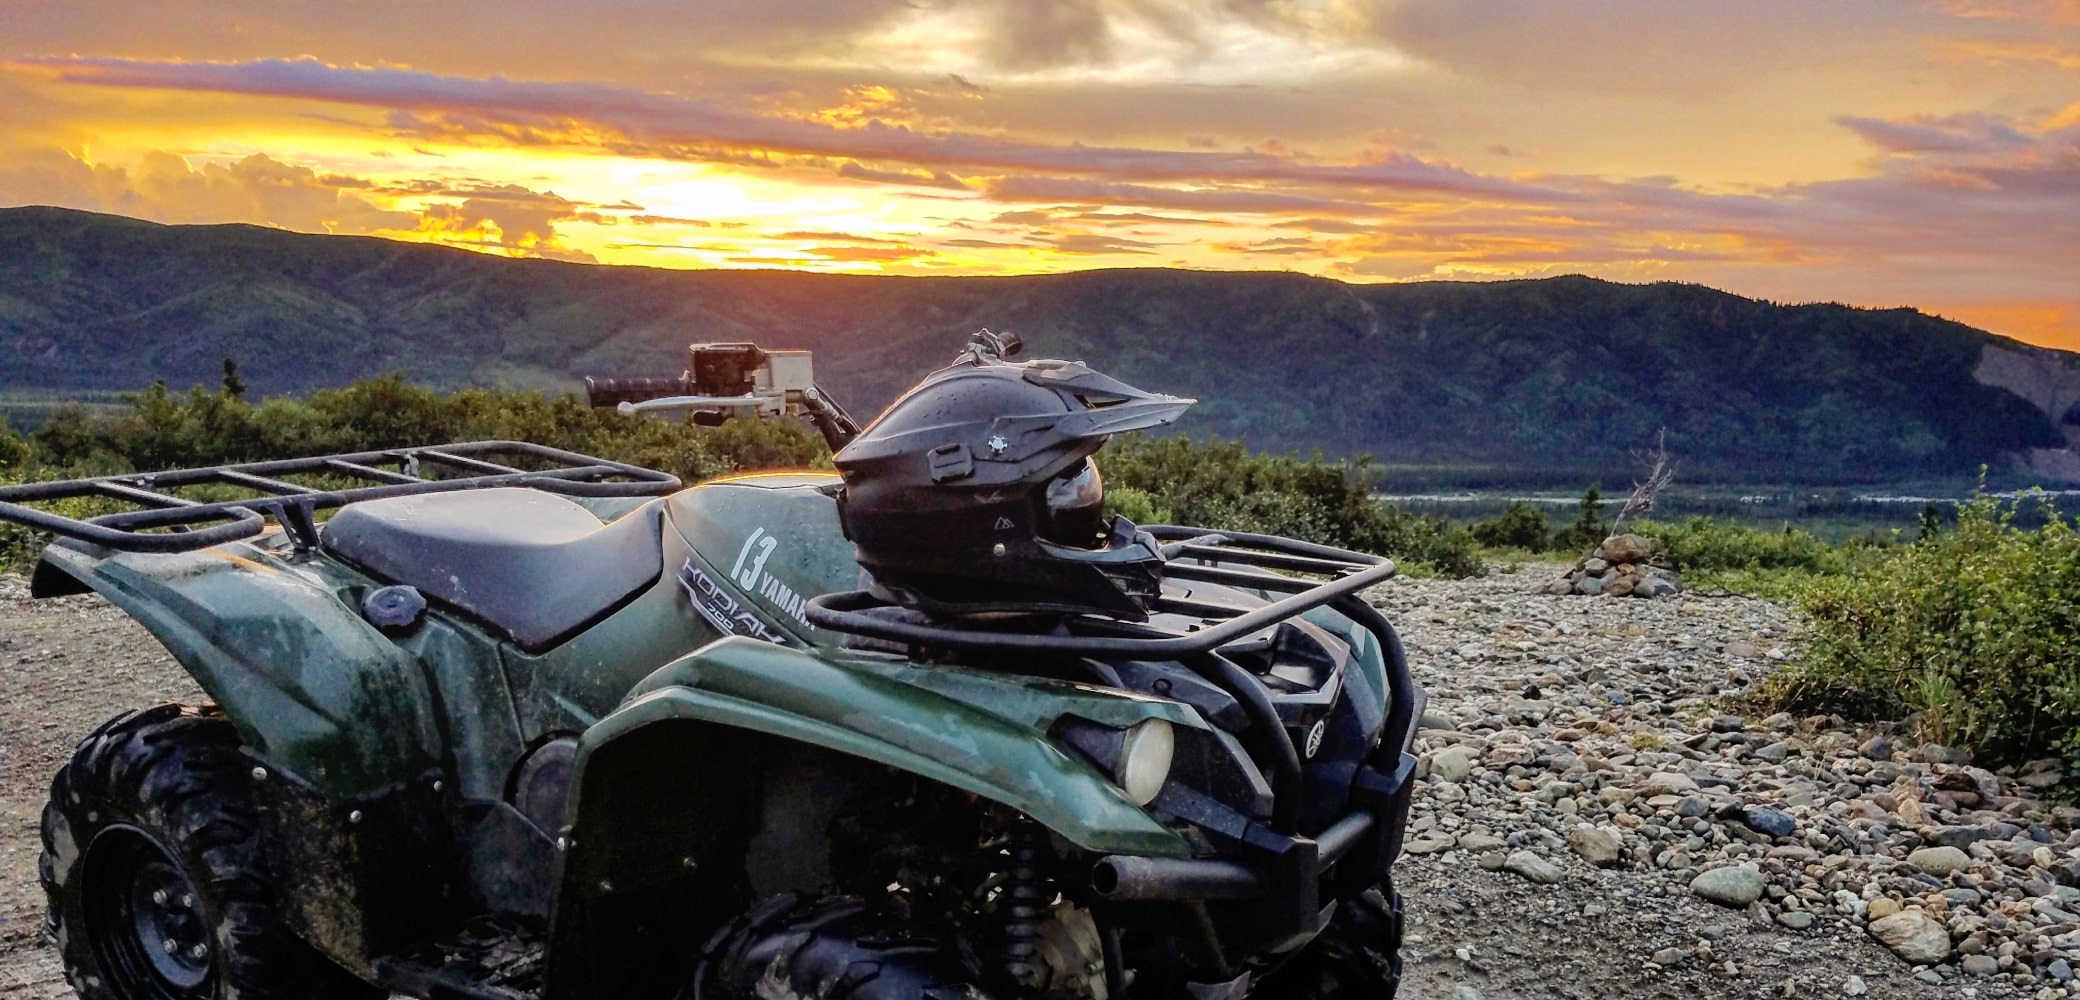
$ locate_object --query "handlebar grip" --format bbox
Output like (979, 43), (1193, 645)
(584, 375), (692, 409)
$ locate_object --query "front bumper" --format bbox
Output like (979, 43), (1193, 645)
(1087, 750), (1418, 956)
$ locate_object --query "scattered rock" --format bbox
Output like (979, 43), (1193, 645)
(1362, 561), (2080, 993)
(1426, 746), (1473, 783)
(1744, 807), (1795, 839)
(1419, 710), (1458, 732)
(1868, 909), (1952, 965)
(1843, 975), (1866, 996)
(1689, 865), (1766, 907)
(1906, 846), (1972, 878)
(1568, 824), (1623, 867)
(1503, 850), (1565, 885)
(1640, 771), (1699, 797)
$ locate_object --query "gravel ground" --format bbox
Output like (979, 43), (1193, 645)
(0, 564), (2071, 999)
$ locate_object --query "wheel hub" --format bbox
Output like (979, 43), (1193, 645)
(84, 826), (214, 998)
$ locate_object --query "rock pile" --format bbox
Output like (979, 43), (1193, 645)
(1543, 532), (1682, 598)
(1373, 564), (2080, 998)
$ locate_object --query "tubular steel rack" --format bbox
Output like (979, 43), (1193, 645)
(805, 526), (1415, 837)
(0, 441), (681, 554)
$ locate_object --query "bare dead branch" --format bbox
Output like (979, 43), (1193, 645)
(1609, 428), (1676, 535)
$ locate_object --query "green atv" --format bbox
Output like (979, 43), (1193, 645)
(1, 334), (1423, 1000)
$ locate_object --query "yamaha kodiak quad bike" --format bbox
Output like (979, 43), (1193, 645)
(2, 332), (1424, 1000)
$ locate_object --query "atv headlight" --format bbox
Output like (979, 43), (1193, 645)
(1116, 718), (1175, 806)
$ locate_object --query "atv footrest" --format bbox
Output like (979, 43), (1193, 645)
(372, 914), (546, 1000)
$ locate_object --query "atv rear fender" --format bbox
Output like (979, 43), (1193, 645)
(34, 540), (441, 796)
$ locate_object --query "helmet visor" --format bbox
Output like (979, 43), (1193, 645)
(1040, 458), (1107, 548)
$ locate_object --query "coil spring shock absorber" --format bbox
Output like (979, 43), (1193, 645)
(1000, 818), (1049, 991)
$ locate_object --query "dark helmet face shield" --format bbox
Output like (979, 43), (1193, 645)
(1040, 458), (1107, 548)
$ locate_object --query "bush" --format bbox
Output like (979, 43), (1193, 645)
(1631, 516), (1845, 574)
(1763, 496), (2080, 771)
(0, 418), (28, 472)
(0, 376), (837, 574)
(1553, 486), (1608, 554)
(1101, 434), (1483, 577)
(1469, 501), (1551, 551)
(2, 377), (1481, 578)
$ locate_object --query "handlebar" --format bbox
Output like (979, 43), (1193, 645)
(584, 375), (693, 409)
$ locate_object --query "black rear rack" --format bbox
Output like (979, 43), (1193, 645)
(804, 526), (1395, 659)
(805, 526), (1411, 836)
(0, 441), (680, 554)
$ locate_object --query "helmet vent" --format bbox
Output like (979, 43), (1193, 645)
(926, 442), (975, 482)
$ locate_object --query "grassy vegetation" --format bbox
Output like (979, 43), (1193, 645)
(1100, 434), (1483, 577)
(0, 379), (1486, 578)
(1763, 496), (2080, 773)
(1462, 491), (1905, 598)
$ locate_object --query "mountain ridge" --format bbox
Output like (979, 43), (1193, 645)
(4, 205), (2076, 483)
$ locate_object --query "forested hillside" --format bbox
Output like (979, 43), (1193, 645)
(3, 206), (2070, 481)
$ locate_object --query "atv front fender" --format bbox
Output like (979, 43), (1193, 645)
(579, 636), (1190, 857)
(36, 541), (439, 797)
(542, 636), (1190, 1000)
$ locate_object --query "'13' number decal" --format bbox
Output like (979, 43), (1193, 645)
(732, 527), (778, 591)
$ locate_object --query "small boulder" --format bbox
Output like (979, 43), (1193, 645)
(1568, 824), (1624, 867)
(1426, 746), (1474, 783)
(1689, 865), (1766, 907)
(1859, 736), (1893, 762)
(1751, 741), (1790, 764)
(1602, 534), (1653, 562)
(1907, 846), (1972, 878)
(1867, 909), (1952, 965)
(1574, 574), (1607, 596)
(1640, 771), (1700, 797)
(1504, 850), (1565, 885)
(1744, 807), (1795, 839)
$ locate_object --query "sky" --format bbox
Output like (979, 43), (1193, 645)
(2, 0), (2076, 350)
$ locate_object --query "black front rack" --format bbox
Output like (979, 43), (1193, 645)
(805, 526), (1412, 836)
(0, 441), (681, 554)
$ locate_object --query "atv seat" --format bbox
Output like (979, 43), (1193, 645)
(323, 488), (664, 651)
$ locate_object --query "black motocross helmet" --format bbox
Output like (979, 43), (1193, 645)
(833, 331), (1194, 620)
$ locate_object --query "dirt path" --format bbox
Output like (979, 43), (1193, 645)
(0, 569), (2057, 999)
(0, 576), (200, 997)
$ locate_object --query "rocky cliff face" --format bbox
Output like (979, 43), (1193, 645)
(1975, 345), (2080, 483)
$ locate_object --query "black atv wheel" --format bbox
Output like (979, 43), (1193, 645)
(1259, 884), (1404, 999)
(40, 705), (381, 1000)
(689, 893), (994, 1000)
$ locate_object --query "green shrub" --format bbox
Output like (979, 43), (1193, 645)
(0, 417), (28, 472)
(1553, 486), (1608, 553)
(1632, 515), (1844, 573)
(1763, 496), (2080, 771)
(1101, 434), (1482, 577)
(2, 378), (1479, 578)
(1470, 501), (1551, 551)
(1104, 486), (1172, 527)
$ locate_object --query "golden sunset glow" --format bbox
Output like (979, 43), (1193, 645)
(3, 1), (2076, 348)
